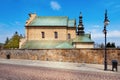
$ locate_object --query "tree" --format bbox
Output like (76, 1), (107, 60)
(5, 37), (9, 45)
(106, 42), (111, 48)
(4, 37), (10, 49)
(111, 43), (116, 48)
(95, 42), (116, 48)
(9, 31), (20, 48)
(106, 42), (116, 48)
(4, 31), (21, 49)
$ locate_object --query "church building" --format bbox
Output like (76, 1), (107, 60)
(19, 13), (94, 49)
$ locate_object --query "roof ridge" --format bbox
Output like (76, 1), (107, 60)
(37, 16), (68, 18)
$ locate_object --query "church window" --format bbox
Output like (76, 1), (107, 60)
(68, 33), (71, 39)
(54, 32), (58, 39)
(41, 32), (45, 38)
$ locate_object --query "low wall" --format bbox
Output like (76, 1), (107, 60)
(0, 49), (120, 64)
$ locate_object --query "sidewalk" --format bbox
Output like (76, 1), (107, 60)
(0, 58), (119, 73)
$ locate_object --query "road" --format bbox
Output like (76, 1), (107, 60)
(0, 63), (120, 80)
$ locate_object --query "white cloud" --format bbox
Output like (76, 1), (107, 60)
(91, 29), (103, 39)
(91, 29), (120, 39)
(93, 25), (101, 28)
(50, 1), (61, 10)
(90, 28), (120, 46)
(108, 30), (120, 37)
(86, 25), (103, 39)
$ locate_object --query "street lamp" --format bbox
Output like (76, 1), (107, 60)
(103, 10), (110, 70)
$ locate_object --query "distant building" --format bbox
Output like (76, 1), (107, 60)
(19, 13), (94, 49)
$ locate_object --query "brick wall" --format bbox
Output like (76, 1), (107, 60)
(0, 49), (120, 65)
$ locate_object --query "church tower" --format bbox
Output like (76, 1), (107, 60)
(77, 12), (85, 35)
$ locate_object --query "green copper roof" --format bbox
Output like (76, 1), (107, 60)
(27, 16), (76, 27)
(56, 42), (73, 48)
(28, 16), (68, 26)
(21, 40), (73, 49)
(68, 19), (76, 27)
(73, 34), (94, 43)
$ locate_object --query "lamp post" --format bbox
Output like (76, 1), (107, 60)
(103, 10), (110, 70)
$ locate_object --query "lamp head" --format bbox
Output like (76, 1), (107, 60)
(104, 10), (110, 26)
(104, 19), (110, 26)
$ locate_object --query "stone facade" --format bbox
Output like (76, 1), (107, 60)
(67, 28), (76, 39)
(26, 26), (76, 41)
(0, 49), (120, 65)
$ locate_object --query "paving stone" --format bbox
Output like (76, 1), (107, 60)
(0, 63), (120, 80)
(0, 59), (120, 80)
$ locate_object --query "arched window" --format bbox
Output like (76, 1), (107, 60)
(68, 33), (71, 39)
(54, 32), (58, 39)
(41, 32), (45, 38)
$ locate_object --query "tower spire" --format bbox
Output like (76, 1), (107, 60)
(77, 12), (84, 35)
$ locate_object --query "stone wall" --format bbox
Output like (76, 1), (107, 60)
(0, 49), (120, 65)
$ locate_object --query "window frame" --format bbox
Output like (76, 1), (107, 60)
(68, 33), (71, 39)
(41, 32), (45, 38)
(54, 32), (58, 39)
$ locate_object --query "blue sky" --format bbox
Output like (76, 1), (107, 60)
(0, 0), (120, 46)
